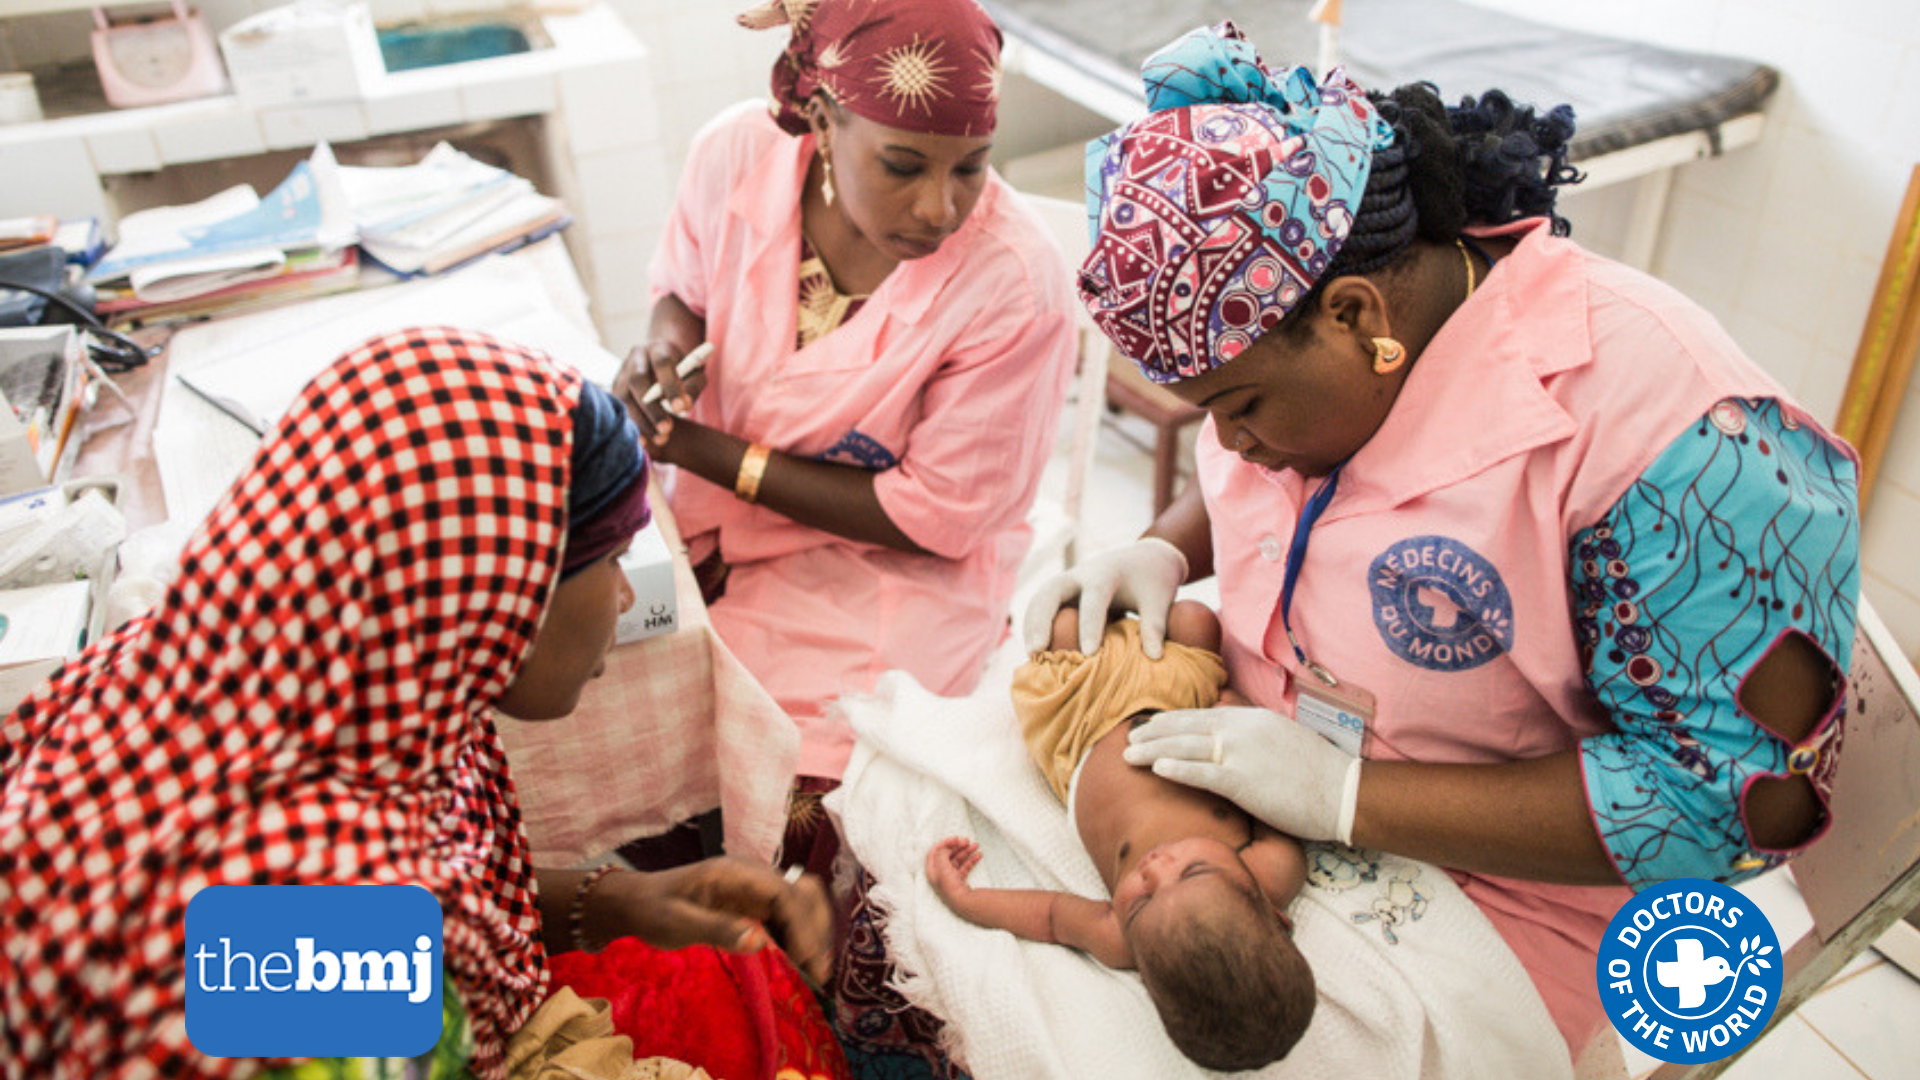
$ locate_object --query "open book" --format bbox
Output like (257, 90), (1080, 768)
(88, 146), (355, 304)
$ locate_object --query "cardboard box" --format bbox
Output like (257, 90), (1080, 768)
(219, 0), (386, 107)
(0, 326), (86, 498)
(613, 518), (678, 645)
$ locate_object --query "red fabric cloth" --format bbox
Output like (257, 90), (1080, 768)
(550, 937), (851, 1080)
(744, 0), (1002, 137)
(0, 328), (576, 1079)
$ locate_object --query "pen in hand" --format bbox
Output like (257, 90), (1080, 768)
(638, 342), (713, 413)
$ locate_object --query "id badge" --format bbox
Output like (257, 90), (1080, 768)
(1293, 671), (1375, 757)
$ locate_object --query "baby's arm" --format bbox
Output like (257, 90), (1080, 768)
(1241, 820), (1308, 910)
(926, 838), (1133, 968)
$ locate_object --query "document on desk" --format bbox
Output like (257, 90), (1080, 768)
(156, 254), (621, 522)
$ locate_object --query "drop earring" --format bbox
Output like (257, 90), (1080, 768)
(1371, 336), (1406, 375)
(820, 151), (835, 207)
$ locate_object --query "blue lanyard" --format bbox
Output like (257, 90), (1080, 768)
(1279, 462), (1344, 683)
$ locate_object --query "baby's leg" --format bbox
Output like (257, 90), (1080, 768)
(1165, 599), (1222, 653)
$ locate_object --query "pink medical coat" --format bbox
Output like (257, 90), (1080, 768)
(650, 102), (1077, 779)
(1197, 219), (1840, 1055)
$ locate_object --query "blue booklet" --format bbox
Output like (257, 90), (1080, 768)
(89, 159), (337, 285)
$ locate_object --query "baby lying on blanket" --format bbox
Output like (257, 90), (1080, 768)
(926, 602), (1314, 1071)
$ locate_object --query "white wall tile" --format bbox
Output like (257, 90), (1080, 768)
(368, 0), (431, 25)
(1862, 574), (1920, 662)
(1811, 254), (1881, 361)
(0, 136), (105, 219)
(1860, 483), (1920, 581)
(1888, 50), (1920, 169)
(1648, 191), (1750, 315)
(572, 143), (673, 242)
(1724, 308), (1813, 392)
(197, 0), (263, 37)
(597, 310), (652, 360)
(1736, 231), (1839, 348)
(427, 0), (508, 17)
(583, 229), (652, 312)
(1793, 345), (1851, 430)
(1712, 8), (1813, 75)
(458, 70), (556, 124)
(257, 101), (369, 149)
(1798, 27), (1901, 147)
(151, 108), (268, 163)
(361, 86), (464, 135)
(556, 59), (658, 156)
(1673, 118), (1783, 214)
(572, 183), (654, 240)
(1641, 1), (1721, 54)
(85, 126), (163, 175)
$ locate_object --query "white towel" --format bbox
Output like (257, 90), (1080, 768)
(826, 644), (1573, 1080)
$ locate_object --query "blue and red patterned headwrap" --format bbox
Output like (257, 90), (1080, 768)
(1080, 22), (1395, 384)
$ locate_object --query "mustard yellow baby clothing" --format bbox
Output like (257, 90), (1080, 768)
(1013, 619), (1227, 801)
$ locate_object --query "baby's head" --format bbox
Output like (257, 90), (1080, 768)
(1115, 838), (1315, 1070)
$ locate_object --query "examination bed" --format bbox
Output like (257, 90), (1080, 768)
(984, 0), (1779, 271)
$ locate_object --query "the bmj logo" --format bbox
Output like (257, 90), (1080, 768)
(1596, 878), (1782, 1064)
(186, 885), (443, 1058)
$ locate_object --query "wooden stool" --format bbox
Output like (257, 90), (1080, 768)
(1104, 352), (1206, 515)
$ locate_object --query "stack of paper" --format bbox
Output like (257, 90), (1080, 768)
(155, 254), (618, 524)
(87, 145), (359, 323)
(341, 144), (571, 277)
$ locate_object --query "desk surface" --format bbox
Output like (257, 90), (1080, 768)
(985, 0), (1778, 161)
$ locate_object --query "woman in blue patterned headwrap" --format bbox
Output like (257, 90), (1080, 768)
(1028, 23), (1860, 1065)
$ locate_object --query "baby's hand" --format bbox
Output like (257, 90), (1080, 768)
(925, 836), (983, 901)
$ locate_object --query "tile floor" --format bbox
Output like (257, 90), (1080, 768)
(1051, 407), (1920, 1080)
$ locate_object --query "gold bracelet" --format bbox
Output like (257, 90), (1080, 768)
(736, 443), (771, 503)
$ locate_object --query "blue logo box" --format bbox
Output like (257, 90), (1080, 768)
(186, 885), (443, 1058)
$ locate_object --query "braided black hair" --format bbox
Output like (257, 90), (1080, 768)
(1320, 83), (1581, 280)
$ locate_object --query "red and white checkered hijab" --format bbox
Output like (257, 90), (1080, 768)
(0, 328), (579, 1079)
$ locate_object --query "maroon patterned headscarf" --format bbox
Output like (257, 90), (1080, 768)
(740, 0), (1003, 138)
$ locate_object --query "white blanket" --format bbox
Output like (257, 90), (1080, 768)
(826, 645), (1573, 1080)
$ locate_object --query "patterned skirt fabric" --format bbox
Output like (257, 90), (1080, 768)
(783, 778), (972, 1080)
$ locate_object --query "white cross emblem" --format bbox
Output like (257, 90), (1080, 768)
(1656, 937), (1737, 1008)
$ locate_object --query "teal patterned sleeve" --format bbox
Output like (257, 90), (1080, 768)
(1572, 399), (1859, 890)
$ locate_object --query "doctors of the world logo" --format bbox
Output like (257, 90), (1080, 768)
(1596, 878), (1782, 1064)
(186, 884), (444, 1058)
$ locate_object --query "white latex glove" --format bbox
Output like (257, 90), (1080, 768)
(1122, 706), (1364, 844)
(1019, 537), (1189, 658)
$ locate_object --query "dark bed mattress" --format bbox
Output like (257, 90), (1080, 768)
(982, 0), (1778, 161)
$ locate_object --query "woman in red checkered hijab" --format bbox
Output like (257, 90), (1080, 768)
(0, 328), (832, 1079)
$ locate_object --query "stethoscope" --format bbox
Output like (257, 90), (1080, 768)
(0, 277), (157, 375)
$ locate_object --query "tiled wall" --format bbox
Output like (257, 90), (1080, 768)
(1454, 0), (1920, 657)
(586, 0), (783, 355)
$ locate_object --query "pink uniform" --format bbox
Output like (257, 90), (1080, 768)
(1198, 219), (1844, 1053)
(650, 102), (1077, 779)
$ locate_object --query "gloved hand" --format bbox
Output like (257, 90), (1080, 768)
(1122, 706), (1364, 844)
(1020, 537), (1189, 657)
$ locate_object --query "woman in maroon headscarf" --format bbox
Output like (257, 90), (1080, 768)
(611, 0), (1078, 874)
